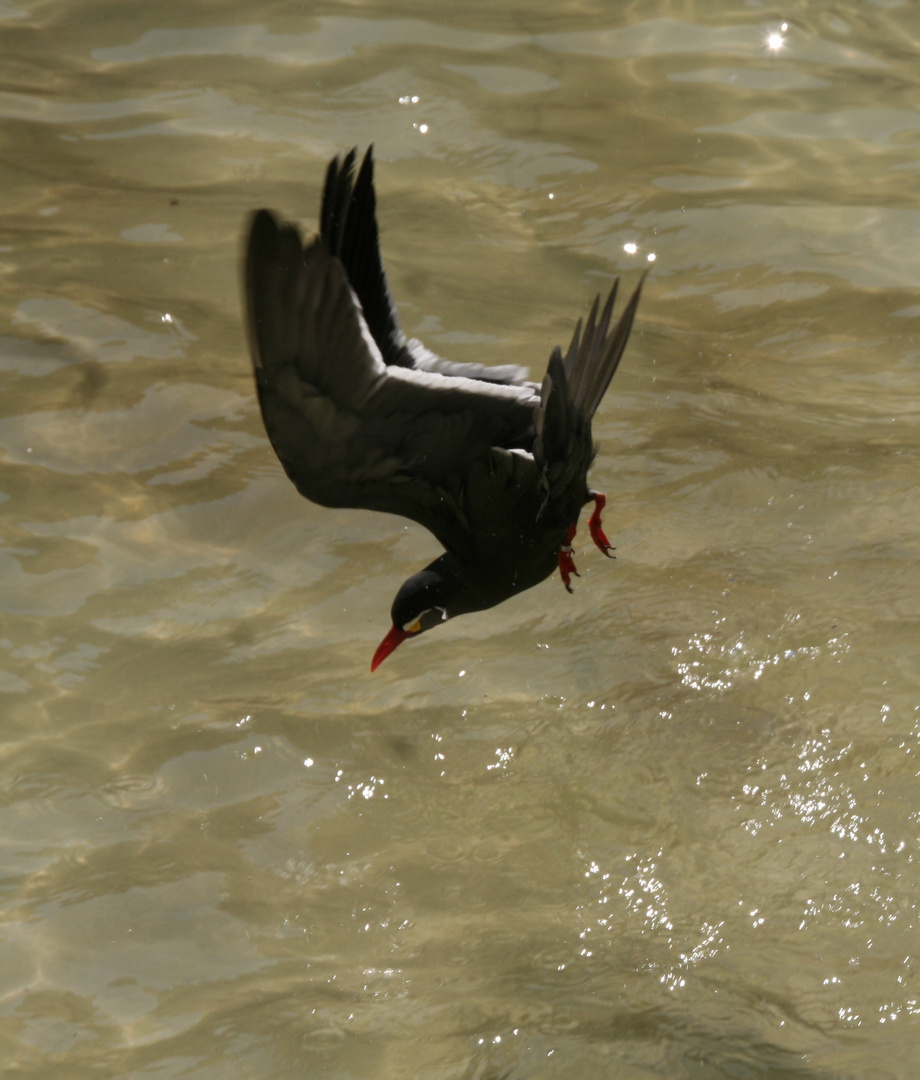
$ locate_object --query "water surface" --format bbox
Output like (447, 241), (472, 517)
(2, 1), (920, 1076)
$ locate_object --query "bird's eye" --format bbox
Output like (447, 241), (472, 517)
(402, 606), (448, 633)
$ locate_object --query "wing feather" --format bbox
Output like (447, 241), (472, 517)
(319, 146), (535, 388)
(244, 209), (537, 552)
(562, 273), (646, 419)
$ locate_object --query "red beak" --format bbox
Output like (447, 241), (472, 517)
(371, 625), (413, 672)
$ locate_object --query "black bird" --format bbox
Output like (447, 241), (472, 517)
(244, 147), (644, 670)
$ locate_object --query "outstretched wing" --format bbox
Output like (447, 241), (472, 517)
(561, 273), (646, 420)
(320, 146), (535, 388)
(321, 146), (405, 368)
(244, 209), (538, 551)
(533, 274), (646, 518)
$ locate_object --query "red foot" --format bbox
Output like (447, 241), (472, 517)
(557, 523), (579, 593)
(588, 493), (614, 557)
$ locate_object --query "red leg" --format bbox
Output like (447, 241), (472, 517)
(588, 493), (614, 557)
(557, 523), (579, 593)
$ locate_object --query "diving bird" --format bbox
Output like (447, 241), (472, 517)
(244, 147), (644, 670)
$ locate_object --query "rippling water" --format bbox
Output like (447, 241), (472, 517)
(3, 1), (920, 1076)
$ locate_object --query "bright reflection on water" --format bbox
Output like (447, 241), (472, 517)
(2, 0), (920, 1076)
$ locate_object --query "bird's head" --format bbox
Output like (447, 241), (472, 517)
(371, 556), (468, 671)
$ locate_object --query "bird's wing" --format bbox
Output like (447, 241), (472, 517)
(321, 147), (406, 368)
(319, 146), (534, 388)
(529, 275), (644, 520)
(561, 273), (646, 419)
(403, 336), (536, 389)
(244, 209), (538, 550)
